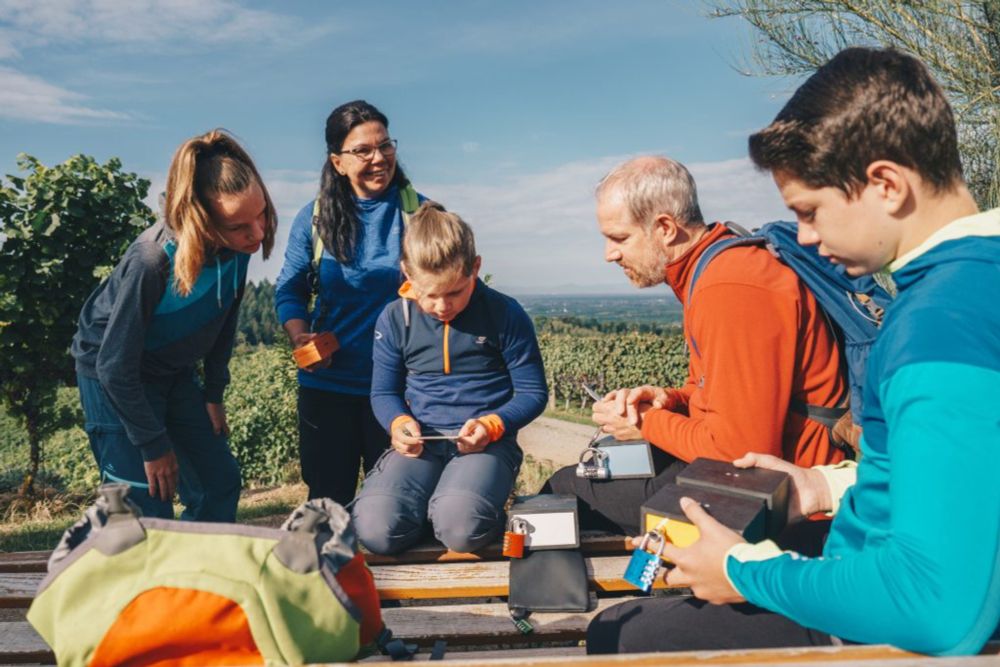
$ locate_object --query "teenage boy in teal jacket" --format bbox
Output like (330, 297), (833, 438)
(587, 47), (999, 656)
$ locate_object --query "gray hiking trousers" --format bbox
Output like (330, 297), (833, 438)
(351, 436), (522, 554)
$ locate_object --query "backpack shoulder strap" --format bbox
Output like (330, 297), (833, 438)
(399, 183), (420, 217)
(685, 223), (759, 304)
(312, 185), (418, 267)
(311, 199), (324, 269)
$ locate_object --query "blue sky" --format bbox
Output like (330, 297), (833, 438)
(0, 1), (798, 293)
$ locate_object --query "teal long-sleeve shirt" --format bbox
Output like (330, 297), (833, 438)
(726, 209), (1000, 655)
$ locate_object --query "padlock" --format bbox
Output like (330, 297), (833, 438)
(502, 517), (528, 558)
(575, 446), (610, 480)
(622, 531), (666, 592)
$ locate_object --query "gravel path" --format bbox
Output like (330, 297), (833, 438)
(517, 416), (597, 469)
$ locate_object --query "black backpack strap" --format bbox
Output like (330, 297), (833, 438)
(788, 399), (847, 430)
(376, 626), (418, 661)
(430, 639), (448, 660)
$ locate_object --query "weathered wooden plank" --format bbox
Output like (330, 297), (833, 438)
(352, 643), (1000, 666)
(380, 597), (613, 645)
(365, 531), (631, 565)
(0, 532), (632, 572)
(0, 553), (49, 575)
(0, 600), (606, 662)
(1, 555), (663, 606)
(372, 556), (669, 601)
(0, 621), (52, 665)
(0, 575), (37, 609)
(4, 618), (998, 667)
(359, 645), (585, 662)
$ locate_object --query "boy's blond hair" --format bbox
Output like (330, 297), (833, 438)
(402, 201), (477, 276)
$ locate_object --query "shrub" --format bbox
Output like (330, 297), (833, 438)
(225, 345), (300, 486)
(540, 331), (689, 408)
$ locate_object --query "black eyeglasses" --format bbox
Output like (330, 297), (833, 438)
(337, 138), (397, 162)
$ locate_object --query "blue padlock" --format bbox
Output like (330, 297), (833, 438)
(623, 531), (665, 592)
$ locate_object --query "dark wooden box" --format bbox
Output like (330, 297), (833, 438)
(640, 484), (766, 549)
(676, 457), (789, 537)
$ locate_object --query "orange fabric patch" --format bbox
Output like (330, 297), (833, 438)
(334, 554), (382, 646)
(390, 414), (414, 435)
(89, 587), (264, 667)
(443, 322), (450, 374)
(477, 414), (506, 442)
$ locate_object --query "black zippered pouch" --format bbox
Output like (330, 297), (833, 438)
(508, 548), (590, 622)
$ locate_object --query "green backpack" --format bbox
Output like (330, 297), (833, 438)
(28, 485), (399, 666)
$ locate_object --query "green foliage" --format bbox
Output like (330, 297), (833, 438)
(711, 0), (1000, 209)
(539, 330), (689, 408)
(0, 317), (689, 496)
(224, 344), (300, 485)
(0, 153), (154, 491)
(0, 387), (94, 494)
(535, 315), (682, 337)
(237, 279), (282, 346)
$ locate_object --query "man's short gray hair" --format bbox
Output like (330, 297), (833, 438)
(596, 156), (704, 228)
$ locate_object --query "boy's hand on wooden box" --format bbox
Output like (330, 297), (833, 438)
(660, 497), (746, 605)
(733, 452), (831, 521)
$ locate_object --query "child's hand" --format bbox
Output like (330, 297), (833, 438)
(456, 419), (490, 454)
(391, 419), (424, 458)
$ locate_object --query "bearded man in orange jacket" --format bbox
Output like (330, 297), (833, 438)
(542, 156), (847, 537)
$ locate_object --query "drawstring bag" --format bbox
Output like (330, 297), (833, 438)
(28, 484), (393, 666)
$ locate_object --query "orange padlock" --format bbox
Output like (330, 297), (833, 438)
(293, 331), (340, 369)
(502, 517), (528, 558)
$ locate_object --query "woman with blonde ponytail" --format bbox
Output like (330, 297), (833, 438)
(71, 129), (276, 521)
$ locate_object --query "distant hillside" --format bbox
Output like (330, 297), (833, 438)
(236, 284), (684, 346)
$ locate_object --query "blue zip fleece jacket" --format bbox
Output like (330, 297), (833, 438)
(727, 209), (1000, 655)
(370, 279), (548, 436)
(72, 221), (249, 461)
(274, 184), (423, 395)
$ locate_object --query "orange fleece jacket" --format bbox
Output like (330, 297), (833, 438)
(641, 224), (846, 468)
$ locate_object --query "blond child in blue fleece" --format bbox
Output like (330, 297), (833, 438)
(352, 201), (548, 555)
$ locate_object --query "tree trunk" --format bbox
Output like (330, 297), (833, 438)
(18, 402), (41, 497)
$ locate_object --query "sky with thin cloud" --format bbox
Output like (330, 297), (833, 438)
(0, 1), (799, 294)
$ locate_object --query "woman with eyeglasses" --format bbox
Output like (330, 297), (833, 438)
(275, 100), (424, 504)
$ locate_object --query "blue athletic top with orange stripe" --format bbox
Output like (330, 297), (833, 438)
(370, 279), (548, 438)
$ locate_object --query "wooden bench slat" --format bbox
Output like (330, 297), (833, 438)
(0, 575), (37, 609)
(358, 644), (1000, 666)
(373, 555), (670, 601)
(380, 597), (614, 645)
(0, 552), (49, 575)
(0, 599), (607, 661)
(4, 617), (997, 667)
(0, 621), (51, 664)
(360, 645), (586, 662)
(0, 533), (631, 572)
(1, 555), (667, 606)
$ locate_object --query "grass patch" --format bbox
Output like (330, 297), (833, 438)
(514, 454), (555, 496)
(1, 458), (554, 552)
(543, 406), (594, 427)
(0, 483), (310, 552)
